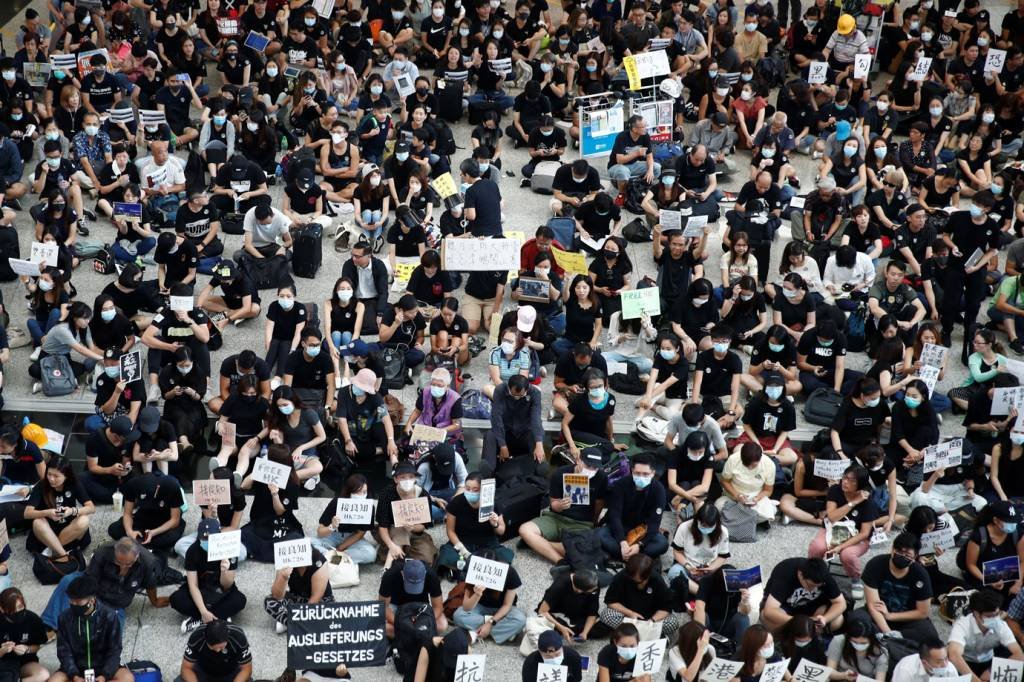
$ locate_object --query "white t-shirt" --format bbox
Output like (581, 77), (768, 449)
(891, 654), (957, 682)
(948, 614), (1017, 663)
(140, 157), (185, 191)
(671, 520), (731, 567)
(243, 206), (292, 248)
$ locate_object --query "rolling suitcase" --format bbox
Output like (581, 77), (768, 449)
(292, 223), (322, 278)
(495, 480), (548, 541)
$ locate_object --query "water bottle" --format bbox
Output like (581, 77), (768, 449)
(274, 163), (284, 184)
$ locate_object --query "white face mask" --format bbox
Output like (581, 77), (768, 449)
(877, 101), (889, 112)
(331, 133), (345, 144)
(337, 289), (353, 302)
(535, 267), (550, 277)
(369, 175), (381, 187)
(493, 29), (504, 38)
(398, 479), (416, 492)
(247, 121), (259, 132)
(432, 7), (444, 17)
(266, 66), (278, 77)
(740, 90), (753, 101)
(501, 340), (515, 354)
(716, 87), (730, 97)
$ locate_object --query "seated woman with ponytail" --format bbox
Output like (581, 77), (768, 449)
(158, 346), (208, 463)
(28, 302), (103, 395)
(24, 457), (94, 562)
(209, 374), (270, 486)
(240, 443), (304, 562)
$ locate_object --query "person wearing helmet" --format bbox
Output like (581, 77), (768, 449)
(822, 14), (870, 70)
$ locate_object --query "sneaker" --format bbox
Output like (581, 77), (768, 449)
(208, 457), (222, 474)
(77, 220), (90, 237)
(84, 208), (97, 221)
(29, 346), (41, 362)
(4, 199), (21, 211)
(1011, 339), (1024, 355)
(303, 474), (321, 491)
(614, 193), (625, 207)
(520, 177), (531, 188)
(781, 513), (792, 526)
(270, 377), (282, 391)
(232, 317), (246, 327)
(275, 621), (288, 634)
(147, 384), (161, 403)
(31, 382), (41, 395)
(180, 617), (201, 634)
(851, 580), (864, 600)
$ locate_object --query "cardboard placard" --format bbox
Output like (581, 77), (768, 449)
(207, 529), (242, 561)
(454, 655), (486, 681)
(193, 479), (231, 506)
(633, 639), (668, 677)
(119, 349), (142, 383)
(478, 479), (496, 522)
(922, 438), (963, 474)
(391, 497), (431, 527)
(139, 109), (167, 127)
(563, 473), (590, 505)
(920, 523), (957, 555)
(216, 17), (239, 36)
(274, 537), (312, 570)
(761, 660), (791, 682)
(990, 658), (1023, 682)
(465, 555), (508, 590)
(29, 241), (58, 266)
(252, 457), (292, 488)
(170, 295), (193, 312)
(336, 498), (376, 525)
(410, 424), (446, 447)
(550, 246), (588, 276)
(700, 661), (744, 682)
(286, 601), (387, 669)
(918, 365), (939, 397)
(993, 387), (1024, 415)
(813, 457), (851, 480)
(723, 565), (762, 591)
(108, 108), (135, 125)
(393, 261), (417, 282)
(620, 288), (661, 319)
(441, 237), (520, 272)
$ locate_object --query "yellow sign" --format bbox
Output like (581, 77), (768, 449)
(551, 246), (589, 276)
(394, 261), (417, 282)
(623, 55), (641, 91)
(430, 172), (459, 199)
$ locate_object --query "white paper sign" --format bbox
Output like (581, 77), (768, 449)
(29, 241), (58, 265)
(991, 658), (1023, 682)
(312, 0), (334, 18)
(920, 343), (946, 369)
(700, 660), (744, 682)
(808, 61), (828, 84)
(909, 57), (932, 81)
(170, 295), (193, 312)
(683, 215), (709, 238)
(992, 387), (1024, 415)
(789, 196), (806, 209)
(922, 438), (963, 474)
(456, 655), (486, 681)
(870, 527), (888, 546)
(633, 639), (668, 676)
(336, 498), (376, 525)
(207, 529), (242, 561)
(794, 659), (832, 682)
(854, 53), (872, 79)
(251, 457), (292, 488)
(659, 209), (681, 231)
(7, 258), (40, 276)
(918, 365), (939, 397)
(814, 458), (851, 480)
(465, 555), (509, 590)
(986, 48), (1007, 73)
(761, 659), (791, 682)
(537, 663), (568, 682)
(274, 537), (312, 569)
(920, 525), (957, 554)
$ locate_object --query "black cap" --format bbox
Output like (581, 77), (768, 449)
(991, 500), (1017, 522)
(440, 629), (469, 668)
(109, 415), (140, 442)
(431, 443), (455, 477)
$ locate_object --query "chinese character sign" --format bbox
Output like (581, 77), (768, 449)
(633, 639), (667, 677)
(454, 654), (486, 682)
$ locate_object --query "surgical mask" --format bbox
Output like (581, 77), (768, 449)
(983, 112), (995, 123)
(279, 404), (295, 415)
(713, 342), (729, 354)
(540, 62), (553, 73)
(851, 641), (870, 652)
(478, 162), (490, 173)
(977, 37), (989, 46)
(708, 69), (718, 78)
(304, 85), (316, 94)
(876, 101), (890, 113)
(465, 491), (480, 504)
(335, 60), (346, 69)
(805, 19), (817, 28)
(370, 84), (383, 95)
(535, 267), (550, 277)
(865, 397), (880, 408)
(984, 617), (1002, 630)
(501, 341), (516, 355)
(10, 113), (21, 121)
(769, 342), (785, 352)
(409, 183), (421, 193)
(392, 10), (405, 19)
(306, 345), (321, 357)
(716, 86), (729, 97)
(835, 102), (847, 110)
(740, 90), (753, 101)
(45, 131), (60, 141)
(740, 293), (753, 301)
(698, 524), (715, 535)
(545, 655), (564, 666)
(744, 21), (757, 31)
(993, 184), (1004, 195)
(762, 147), (776, 158)
(279, 297), (294, 311)
(352, 386), (365, 397)
(369, 175), (381, 187)
(795, 639), (812, 648)
(891, 553), (913, 569)
(740, 72), (753, 81)
(558, 38), (570, 48)
(433, 7), (445, 18)
(617, 646), (638, 661)
(688, 451), (704, 462)
(430, 385), (446, 398)
(84, 125), (99, 136)
(921, 30), (933, 41)
(460, 27), (471, 36)
(266, 66), (278, 77)
(146, 125), (158, 133)
(843, 144), (857, 157)
(693, 297), (709, 306)
(46, 157), (61, 168)
(247, 122), (259, 132)
(493, 29), (504, 38)
(904, 396), (921, 409)
(54, 70), (66, 80)
(178, 363), (193, 374)
(661, 175), (675, 186)
(930, 106), (943, 117)
(970, 205), (984, 218)
(782, 288), (798, 299)
(760, 646), (774, 659)
(82, 14), (91, 25)
(819, 338), (833, 347)
(541, 129), (553, 136)
(874, 147), (887, 159)
(589, 387), (606, 402)
(1004, 521), (1019, 534)
(38, 279), (53, 292)
(398, 479), (416, 492)
(659, 349), (676, 360)
(766, 386), (783, 400)
(213, 115), (226, 126)
(337, 289), (353, 303)
(586, 64), (597, 73)
(105, 366), (120, 378)
(305, 17), (316, 26)
(101, 309), (116, 322)
(200, 540), (209, 551)
(1012, 433), (1024, 445)
(910, 19), (920, 29)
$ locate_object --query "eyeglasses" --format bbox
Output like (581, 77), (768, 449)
(883, 181), (897, 188)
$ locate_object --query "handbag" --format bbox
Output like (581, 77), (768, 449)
(625, 524), (648, 546)
(720, 499), (758, 543)
(623, 617), (662, 642)
(442, 581), (468, 618)
(326, 550), (360, 589)
(519, 614), (553, 656)
(635, 415), (670, 444)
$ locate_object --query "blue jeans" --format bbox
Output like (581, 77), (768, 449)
(42, 571), (126, 631)
(28, 308), (62, 347)
(454, 603), (527, 643)
(551, 336), (580, 361)
(360, 210), (383, 241)
(468, 90), (515, 111)
(331, 331), (353, 349)
(546, 311), (566, 336)
(602, 350), (653, 373)
(310, 531), (377, 563)
(111, 236), (156, 262)
(596, 525), (669, 559)
(609, 160), (662, 184)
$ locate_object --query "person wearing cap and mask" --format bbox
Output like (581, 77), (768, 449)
(379, 557), (448, 639)
(551, 158), (603, 216)
(379, 294), (428, 370)
(153, 228), (199, 293)
(142, 280), (211, 401)
(416, 443), (468, 522)
(524, 630), (583, 680)
(132, 404), (181, 477)
(337, 339), (384, 390)
(335, 367), (400, 466)
(375, 460), (437, 566)
(170, 518), (247, 633)
(51, 575), (133, 682)
(283, 167), (330, 230)
(519, 447), (608, 564)
(211, 153), (270, 217)
(198, 259), (262, 330)
(822, 13), (870, 69)
(79, 416), (137, 504)
(91, 346), (145, 434)
(108, 470), (186, 554)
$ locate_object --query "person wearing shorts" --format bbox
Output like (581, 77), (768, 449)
(462, 269), (506, 335)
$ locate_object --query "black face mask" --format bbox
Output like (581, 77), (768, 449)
(416, 86), (428, 96)
(69, 602), (91, 618)
(891, 553), (913, 569)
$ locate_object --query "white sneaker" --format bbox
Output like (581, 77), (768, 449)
(270, 377), (282, 391)
(147, 384), (161, 403)
(851, 580), (864, 600)
(31, 382), (41, 395)
(180, 617), (201, 634)
(29, 346), (41, 362)
(303, 475), (321, 491)
(275, 621), (287, 634)
(781, 513), (792, 526)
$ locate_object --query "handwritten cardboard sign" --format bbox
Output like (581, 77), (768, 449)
(207, 529), (242, 561)
(465, 555), (508, 590)
(391, 497), (431, 527)
(193, 479), (231, 506)
(252, 457), (292, 488)
(274, 537), (312, 570)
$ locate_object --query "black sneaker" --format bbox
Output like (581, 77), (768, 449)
(84, 208), (97, 221)
(549, 561), (571, 577)
(520, 177), (531, 188)
(1011, 339), (1024, 355)
(4, 198), (22, 211)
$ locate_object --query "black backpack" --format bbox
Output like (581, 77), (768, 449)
(432, 120), (457, 157)
(623, 177), (650, 215)
(394, 601), (437, 677)
(283, 147), (317, 185)
(374, 345), (409, 390)
(563, 529), (612, 586)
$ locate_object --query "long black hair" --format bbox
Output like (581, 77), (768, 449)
(689, 503), (724, 547)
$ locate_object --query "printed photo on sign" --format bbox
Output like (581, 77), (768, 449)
(252, 457), (292, 488)
(455, 655), (486, 682)
(113, 202), (143, 222)
(466, 555), (509, 590)
(244, 31), (271, 52)
(391, 497), (431, 527)
(120, 350), (142, 384)
(286, 601), (387, 669)
(517, 277), (551, 303)
(274, 537), (313, 570)
(193, 479), (231, 506)
(983, 555), (1020, 585)
(563, 474), (590, 506)
(478, 479), (496, 522)
(336, 498), (375, 525)
(207, 529), (242, 561)
(723, 566), (762, 591)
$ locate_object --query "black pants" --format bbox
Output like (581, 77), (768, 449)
(852, 608), (937, 644)
(482, 429), (539, 470)
(940, 266), (987, 358)
(169, 584), (247, 620)
(357, 298), (380, 335)
(210, 193), (272, 216)
(108, 518), (185, 552)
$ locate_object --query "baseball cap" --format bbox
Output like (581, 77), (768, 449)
(712, 111), (728, 126)
(109, 415), (140, 442)
(517, 306), (537, 332)
(352, 368), (377, 394)
(340, 339), (370, 357)
(103, 347), (121, 361)
(431, 443), (456, 478)
(835, 120), (851, 141)
(538, 630), (563, 652)
(440, 629), (470, 668)
(991, 500), (1017, 522)
(581, 447), (603, 469)
(198, 517), (221, 540)
(402, 559), (426, 594)
(138, 405), (161, 433)
(394, 461), (417, 477)
(395, 141), (411, 153)
(296, 167), (315, 185)
(216, 261), (237, 279)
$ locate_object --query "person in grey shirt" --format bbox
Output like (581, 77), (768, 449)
(690, 111), (737, 174)
(665, 402), (727, 461)
(483, 375), (545, 469)
(242, 203), (292, 259)
(28, 301), (103, 393)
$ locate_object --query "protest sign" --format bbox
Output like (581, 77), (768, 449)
(986, 48), (1007, 73)
(633, 639), (667, 677)
(762, 660), (791, 682)
(170, 295), (193, 312)
(920, 524), (957, 554)
(984, 556), (1020, 585)
(193, 479), (231, 506)
(683, 215), (709, 238)
(621, 288), (661, 319)
(990, 659), (1023, 682)
(7, 259), (40, 277)
(918, 365), (940, 397)
(550, 247), (588, 276)
(700, 661), (744, 682)
(478, 479), (496, 522)
(793, 660), (832, 682)
(441, 237), (520, 271)
(29, 241), (58, 266)
(993, 387), (1024, 415)
(455, 655), (486, 682)
(922, 438), (963, 474)
(119, 350), (142, 383)
(336, 498), (376, 525)
(563, 474), (590, 505)
(920, 343), (947, 368)
(813, 458), (851, 480)
(466, 555), (508, 590)
(274, 538), (312, 570)
(909, 57), (932, 81)
(244, 31), (271, 52)
(113, 202), (142, 222)
(313, 0), (334, 18)
(659, 209), (681, 231)
(854, 54), (872, 79)
(207, 530), (242, 561)
(410, 424), (446, 448)
(0, 520), (8, 556)
(808, 61), (828, 84)
(723, 566), (762, 591)
(391, 497), (431, 527)
(252, 457), (292, 488)
(287, 601), (387, 668)
(430, 172), (458, 198)
(537, 663), (568, 682)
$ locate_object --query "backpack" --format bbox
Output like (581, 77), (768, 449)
(546, 216), (576, 247)
(938, 588), (977, 623)
(653, 142), (683, 166)
(622, 217), (653, 243)
(956, 525), (1018, 571)
(609, 363), (646, 394)
(635, 415), (670, 444)
(238, 254), (290, 289)
(281, 146), (317, 186)
(432, 119), (457, 157)
(32, 550), (83, 584)
(442, 581), (468, 618)
(803, 387), (843, 426)
(461, 389), (492, 420)
(757, 54), (786, 89)
(846, 302), (867, 352)
(39, 354), (78, 397)
(720, 499), (758, 543)
(393, 602), (438, 676)
(93, 247), (116, 275)
(624, 178), (650, 215)
(562, 529), (611, 585)
(374, 344), (408, 390)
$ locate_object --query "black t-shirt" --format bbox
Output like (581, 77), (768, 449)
(675, 153), (717, 191)
(214, 161), (265, 195)
(0, 610), (47, 665)
(155, 238), (199, 284)
(575, 200), (621, 239)
(284, 349), (334, 389)
(175, 202), (220, 242)
(548, 464), (607, 523)
(842, 223), (881, 254)
(152, 308), (210, 348)
(861, 554), (932, 612)
(564, 299), (602, 344)
(694, 349), (742, 397)
(737, 182), (782, 213)
(604, 571), (673, 619)
(379, 307), (427, 347)
(285, 183), (324, 215)
(464, 179), (502, 237)
(832, 398), (891, 447)
(750, 339), (797, 369)
(671, 448), (714, 485)
(26, 480), (89, 523)
(94, 373), (145, 415)
(555, 355), (609, 387)
(537, 573), (600, 625)
(136, 418), (178, 456)
(387, 223), (427, 258)
(445, 493), (502, 546)
(84, 430), (132, 487)
(567, 392), (616, 438)
(552, 164), (603, 197)
(825, 484), (880, 526)
(608, 130), (652, 170)
(336, 388), (388, 437)
(318, 496), (375, 534)
(893, 223), (937, 263)
(122, 474), (184, 531)
(0, 440), (43, 486)
(766, 557), (842, 615)
(379, 561), (443, 605)
(465, 270), (506, 300)
(266, 301), (309, 342)
(184, 537), (239, 591)
(597, 644), (635, 681)
(220, 394), (269, 439)
(797, 333), (847, 372)
(219, 355), (272, 390)
(407, 267), (451, 307)
(428, 314), (468, 339)
(943, 212), (1001, 267)
(184, 624), (251, 678)
(80, 72), (118, 113)
(652, 354), (689, 399)
(743, 396), (796, 438)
